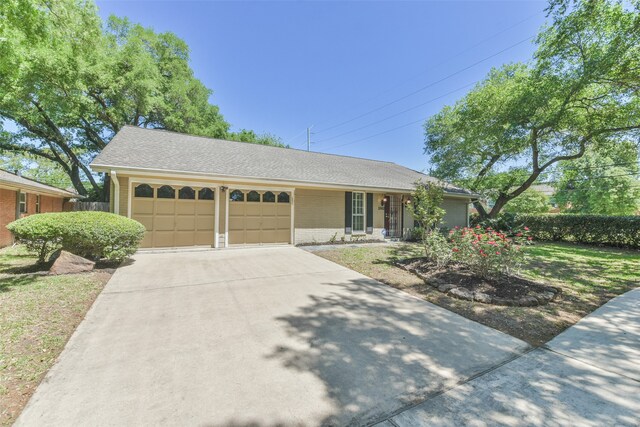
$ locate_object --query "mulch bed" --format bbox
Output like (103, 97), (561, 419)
(397, 258), (561, 307)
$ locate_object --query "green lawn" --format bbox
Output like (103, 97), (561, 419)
(0, 246), (110, 426)
(314, 242), (639, 347)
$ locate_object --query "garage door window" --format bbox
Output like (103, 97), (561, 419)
(262, 191), (275, 202)
(157, 185), (175, 199)
(179, 186), (195, 199)
(278, 192), (290, 203)
(198, 188), (214, 200)
(135, 184), (154, 198)
(247, 191), (260, 202)
(230, 190), (244, 201)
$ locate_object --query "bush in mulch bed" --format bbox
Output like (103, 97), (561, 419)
(396, 258), (560, 307)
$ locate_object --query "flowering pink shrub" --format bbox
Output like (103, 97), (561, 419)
(448, 226), (531, 278)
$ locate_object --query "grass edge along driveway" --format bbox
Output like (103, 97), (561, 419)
(0, 246), (111, 426)
(312, 242), (640, 346)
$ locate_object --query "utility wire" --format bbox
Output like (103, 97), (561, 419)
(314, 82), (476, 144)
(311, 12), (542, 134)
(315, 34), (536, 135)
(323, 117), (427, 150)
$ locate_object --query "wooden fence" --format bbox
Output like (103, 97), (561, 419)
(63, 201), (110, 212)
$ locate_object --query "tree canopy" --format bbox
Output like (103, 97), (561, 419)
(0, 0), (282, 198)
(424, 0), (640, 218)
(554, 142), (640, 215)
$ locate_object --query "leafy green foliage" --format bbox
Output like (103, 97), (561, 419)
(407, 182), (446, 257)
(449, 226), (530, 278)
(503, 189), (550, 214)
(554, 143), (640, 215)
(518, 214), (640, 248)
(7, 212), (146, 262)
(424, 0), (640, 218)
(0, 1), (281, 197)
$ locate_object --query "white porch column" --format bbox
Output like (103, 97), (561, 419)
(224, 187), (229, 248)
(214, 186), (220, 248)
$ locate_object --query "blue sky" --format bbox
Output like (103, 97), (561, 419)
(96, 0), (547, 173)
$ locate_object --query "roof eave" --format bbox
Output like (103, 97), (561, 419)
(91, 163), (475, 199)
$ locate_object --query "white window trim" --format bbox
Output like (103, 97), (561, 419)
(19, 192), (27, 214)
(352, 191), (365, 233)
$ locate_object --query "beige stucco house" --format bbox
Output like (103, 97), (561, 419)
(91, 126), (475, 249)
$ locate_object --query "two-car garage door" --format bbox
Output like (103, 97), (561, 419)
(132, 184), (216, 248)
(131, 183), (292, 248)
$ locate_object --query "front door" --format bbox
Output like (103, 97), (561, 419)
(384, 195), (402, 238)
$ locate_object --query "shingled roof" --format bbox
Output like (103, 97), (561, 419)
(91, 126), (473, 196)
(0, 169), (76, 197)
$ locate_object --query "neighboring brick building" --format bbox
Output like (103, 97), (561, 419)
(0, 169), (76, 247)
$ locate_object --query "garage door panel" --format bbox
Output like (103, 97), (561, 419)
(141, 232), (153, 247)
(261, 204), (276, 216)
(154, 216), (175, 231)
(174, 231), (195, 246)
(154, 231), (175, 248)
(135, 215), (154, 231)
(277, 217), (291, 229)
(133, 200), (154, 215)
(276, 230), (290, 243)
(132, 185), (215, 248)
(245, 216), (261, 230)
(277, 204), (290, 215)
(261, 230), (277, 243)
(246, 204), (261, 216)
(261, 217), (277, 229)
(229, 217), (245, 231)
(176, 216), (195, 231)
(229, 230), (244, 245)
(196, 202), (215, 214)
(229, 204), (244, 216)
(195, 231), (214, 245)
(175, 202), (196, 215)
(245, 230), (261, 244)
(196, 216), (214, 230)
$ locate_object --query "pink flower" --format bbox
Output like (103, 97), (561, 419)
(453, 248), (459, 252)
(524, 227), (530, 231)
(496, 251), (501, 255)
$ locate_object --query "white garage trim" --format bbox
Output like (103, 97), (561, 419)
(214, 186), (220, 249)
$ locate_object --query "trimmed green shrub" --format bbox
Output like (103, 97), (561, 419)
(517, 214), (640, 249)
(7, 212), (146, 263)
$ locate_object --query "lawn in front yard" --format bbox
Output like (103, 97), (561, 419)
(314, 242), (640, 346)
(0, 246), (111, 426)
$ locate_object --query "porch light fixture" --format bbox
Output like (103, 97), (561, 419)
(380, 196), (388, 206)
(220, 186), (228, 192)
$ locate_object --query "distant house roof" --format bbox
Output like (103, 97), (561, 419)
(0, 169), (76, 198)
(91, 126), (475, 196)
(529, 184), (556, 196)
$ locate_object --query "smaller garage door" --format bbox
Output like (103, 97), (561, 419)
(132, 184), (215, 248)
(228, 190), (291, 245)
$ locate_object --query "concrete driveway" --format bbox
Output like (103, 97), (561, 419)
(381, 288), (640, 426)
(16, 246), (528, 426)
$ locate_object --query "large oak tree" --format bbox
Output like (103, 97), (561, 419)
(0, 0), (281, 199)
(424, 0), (640, 218)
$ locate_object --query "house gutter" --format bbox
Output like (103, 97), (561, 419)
(92, 165), (478, 200)
(111, 170), (119, 215)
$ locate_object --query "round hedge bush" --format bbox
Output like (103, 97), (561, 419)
(7, 212), (146, 263)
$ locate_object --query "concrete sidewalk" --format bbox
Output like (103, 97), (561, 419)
(379, 288), (640, 426)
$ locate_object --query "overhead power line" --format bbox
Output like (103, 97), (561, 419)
(311, 11), (542, 134)
(315, 34), (536, 135)
(314, 82), (476, 144)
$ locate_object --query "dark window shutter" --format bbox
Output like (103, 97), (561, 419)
(366, 193), (373, 234)
(345, 192), (352, 234)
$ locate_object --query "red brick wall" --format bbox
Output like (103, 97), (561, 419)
(1, 190), (67, 247)
(0, 189), (17, 247)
